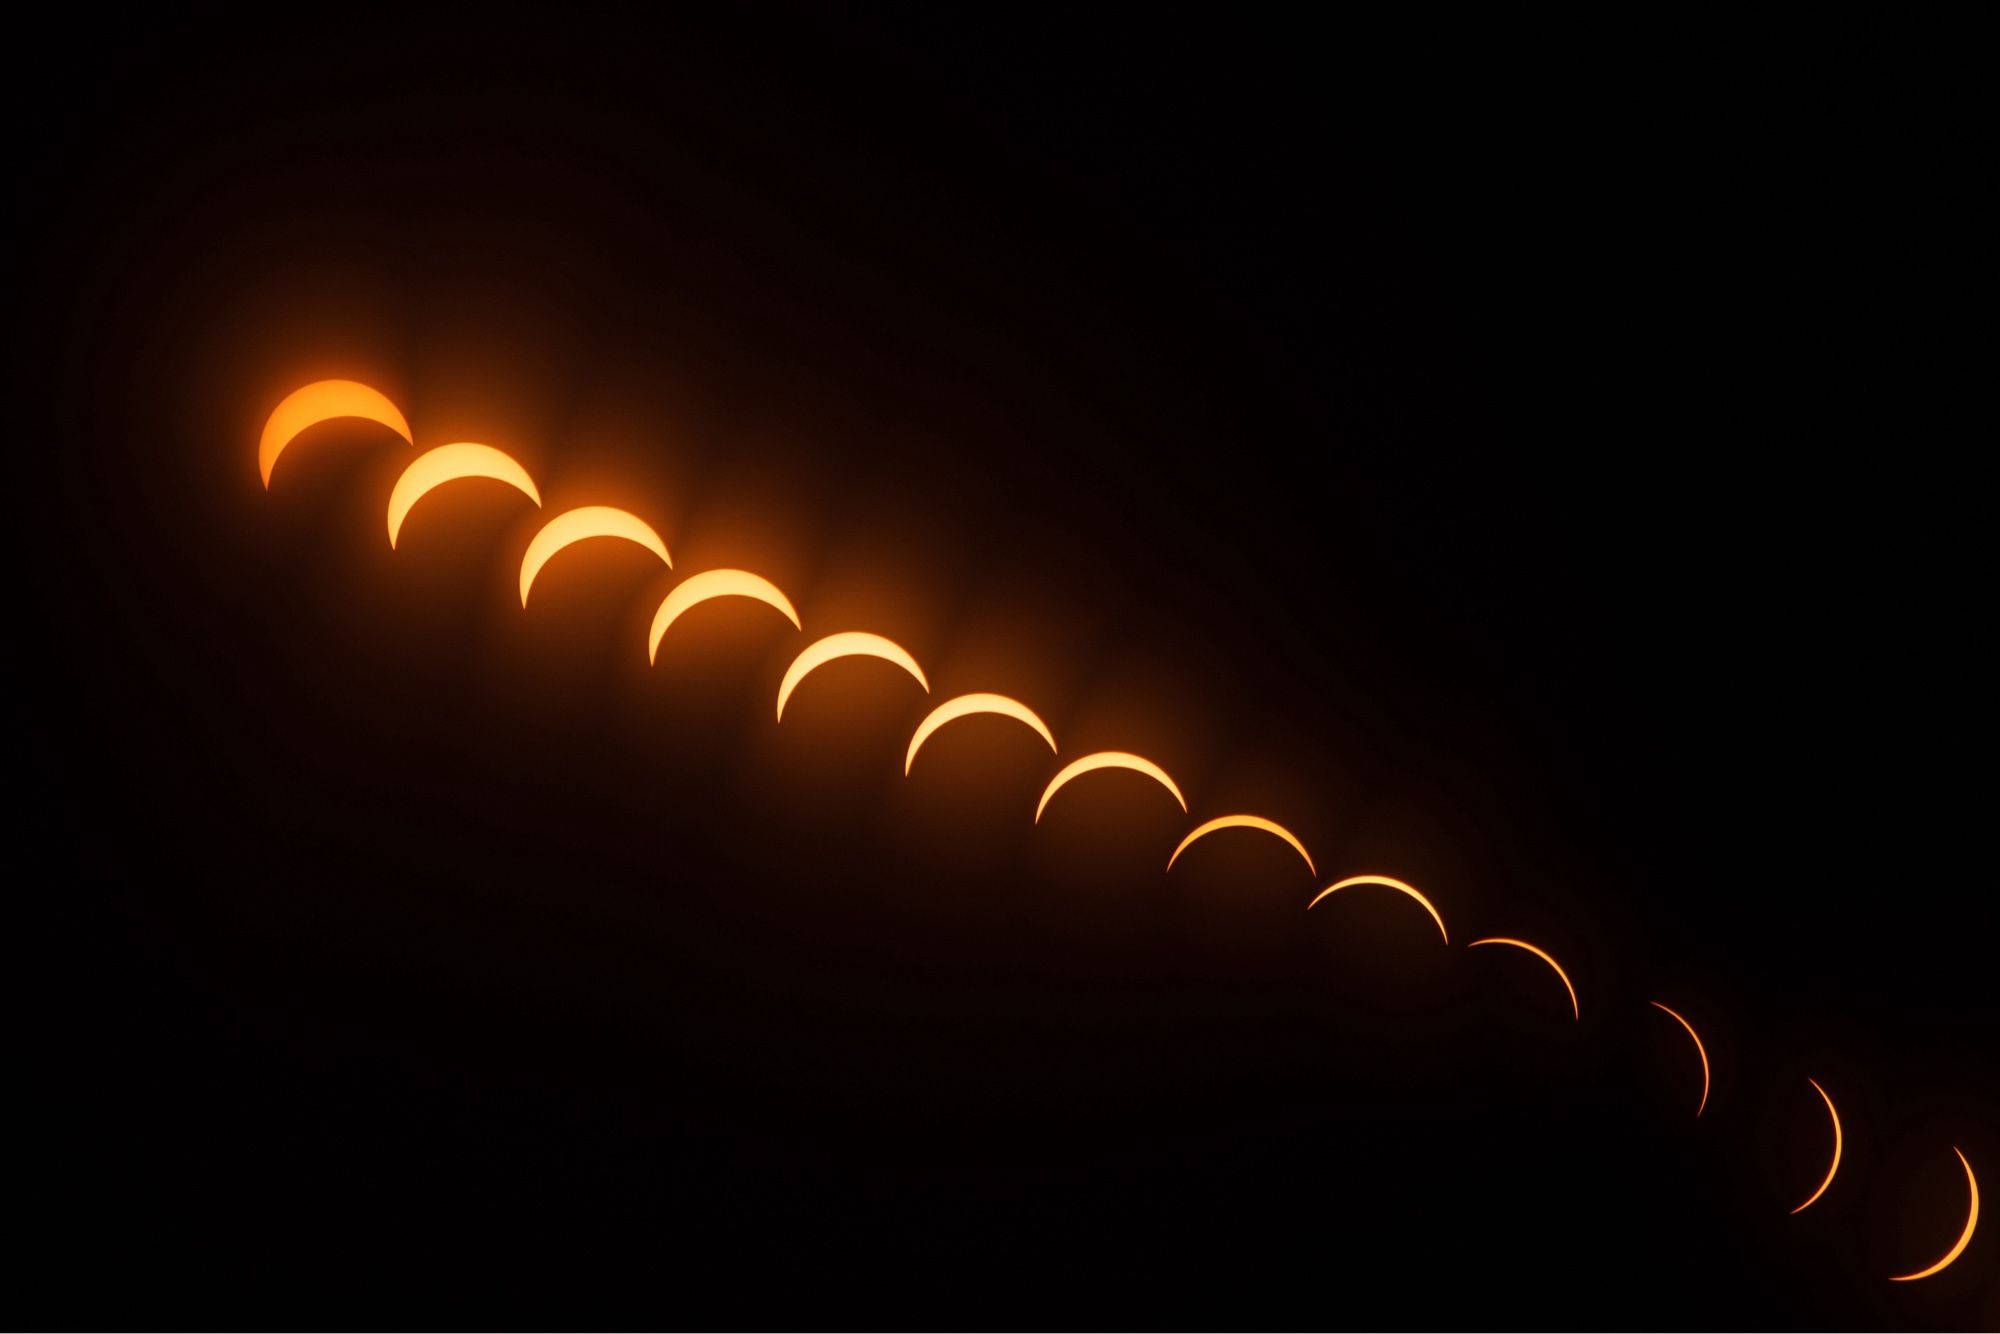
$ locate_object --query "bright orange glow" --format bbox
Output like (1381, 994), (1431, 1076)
(1889, 1147), (1978, 1281)
(518, 506), (673, 606)
(259, 379), (413, 487)
(387, 443), (541, 548)
(1167, 815), (1314, 875)
(776, 632), (929, 721)
(1306, 875), (1448, 944)
(1648, 1001), (1710, 1117)
(904, 693), (1057, 776)
(648, 570), (801, 664)
(1791, 1078), (1843, 1215)
(1468, 937), (1578, 1020)
(1034, 752), (1187, 823)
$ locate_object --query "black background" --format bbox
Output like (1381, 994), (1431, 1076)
(18, 17), (1995, 1327)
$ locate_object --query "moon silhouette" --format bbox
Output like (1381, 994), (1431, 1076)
(518, 507), (673, 606)
(776, 632), (929, 722)
(387, 443), (542, 548)
(1468, 937), (1578, 1020)
(1035, 752), (1186, 823)
(1888, 1147), (1978, 1282)
(1167, 815), (1314, 875)
(259, 379), (413, 487)
(1306, 875), (1448, 944)
(1647, 1001), (1710, 1116)
(904, 693), (1057, 776)
(648, 570), (801, 664)
(1791, 1078), (1843, 1214)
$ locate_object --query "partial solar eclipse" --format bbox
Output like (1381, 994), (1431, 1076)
(1647, 1001), (1709, 1117)
(776, 632), (929, 722)
(1468, 937), (1578, 1020)
(518, 506), (673, 606)
(648, 569), (801, 664)
(1888, 1146), (1978, 1282)
(1305, 875), (1448, 944)
(1791, 1078), (1842, 1215)
(387, 443), (542, 548)
(1035, 752), (1186, 823)
(904, 693), (1057, 776)
(1167, 815), (1314, 875)
(259, 379), (413, 487)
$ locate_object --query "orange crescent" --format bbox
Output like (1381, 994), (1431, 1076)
(905, 693), (1057, 776)
(518, 506), (673, 606)
(259, 379), (413, 487)
(1306, 875), (1448, 944)
(776, 632), (929, 722)
(387, 443), (541, 548)
(1167, 815), (1315, 875)
(1468, 937), (1579, 1020)
(1648, 1001), (1710, 1117)
(1791, 1078), (1843, 1214)
(1888, 1147), (1977, 1282)
(648, 570), (801, 664)
(1035, 752), (1186, 823)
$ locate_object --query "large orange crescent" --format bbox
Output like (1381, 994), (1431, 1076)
(518, 506), (673, 606)
(1647, 1001), (1710, 1117)
(1307, 875), (1448, 944)
(387, 443), (541, 548)
(648, 570), (801, 664)
(1035, 752), (1186, 823)
(1888, 1147), (1977, 1282)
(905, 693), (1057, 776)
(1791, 1078), (1843, 1214)
(259, 379), (413, 487)
(1168, 815), (1314, 875)
(1468, 937), (1579, 1020)
(776, 632), (929, 722)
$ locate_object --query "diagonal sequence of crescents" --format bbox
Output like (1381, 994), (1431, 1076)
(259, 378), (1979, 1284)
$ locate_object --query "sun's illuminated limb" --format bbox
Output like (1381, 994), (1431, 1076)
(260, 379), (413, 487)
(387, 443), (541, 547)
(904, 693), (1056, 775)
(1647, 1001), (1710, 1117)
(1467, 937), (1578, 1020)
(776, 632), (929, 721)
(1887, 1148), (1976, 1282)
(1791, 1078), (1843, 1215)
(1165, 815), (1314, 875)
(518, 507), (673, 606)
(1034, 752), (1186, 823)
(1307, 875), (1448, 944)
(648, 570), (801, 663)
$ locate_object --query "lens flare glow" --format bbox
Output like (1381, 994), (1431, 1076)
(1791, 1078), (1843, 1215)
(259, 379), (413, 487)
(1306, 875), (1448, 944)
(518, 506), (673, 606)
(1035, 752), (1187, 823)
(904, 693), (1057, 776)
(776, 632), (929, 722)
(1648, 1001), (1710, 1117)
(1168, 815), (1314, 875)
(387, 443), (542, 548)
(1468, 937), (1578, 1020)
(1888, 1147), (1978, 1282)
(648, 570), (801, 664)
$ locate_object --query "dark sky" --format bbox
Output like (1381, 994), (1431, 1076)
(18, 18), (1994, 1327)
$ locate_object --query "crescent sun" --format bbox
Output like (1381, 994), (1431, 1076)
(648, 570), (801, 664)
(1791, 1077), (1843, 1214)
(1306, 875), (1448, 944)
(1167, 815), (1314, 875)
(259, 379), (413, 487)
(1468, 937), (1578, 1020)
(1035, 752), (1187, 823)
(776, 632), (930, 722)
(1887, 1147), (1977, 1282)
(387, 443), (542, 548)
(518, 506), (673, 606)
(904, 693), (1057, 776)
(1647, 1001), (1710, 1117)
